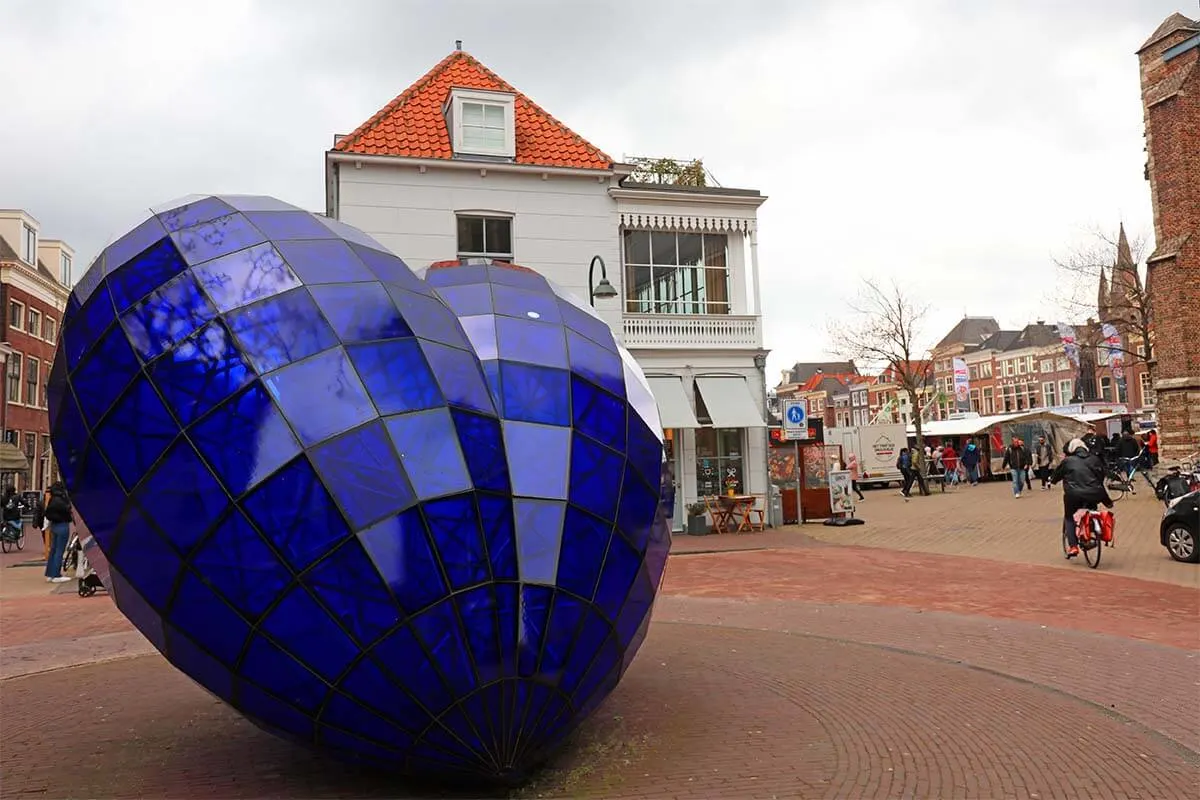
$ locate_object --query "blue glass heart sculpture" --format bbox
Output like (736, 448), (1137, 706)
(47, 195), (671, 781)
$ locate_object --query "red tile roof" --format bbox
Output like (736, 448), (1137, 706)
(333, 50), (613, 170)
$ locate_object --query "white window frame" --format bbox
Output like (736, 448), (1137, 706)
(448, 89), (516, 158)
(8, 299), (24, 331)
(43, 316), (56, 343)
(1039, 359), (1053, 373)
(22, 224), (36, 264)
(60, 253), (71, 285)
(1059, 379), (1073, 402)
(6, 352), (22, 404)
(27, 308), (40, 340)
(24, 356), (39, 407)
(1042, 381), (1057, 407)
(1100, 376), (1113, 401)
(1140, 372), (1155, 407)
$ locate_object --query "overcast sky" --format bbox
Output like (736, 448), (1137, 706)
(3, 0), (1184, 379)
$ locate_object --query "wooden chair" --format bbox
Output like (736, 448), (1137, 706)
(746, 495), (766, 531)
(702, 495), (729, 533)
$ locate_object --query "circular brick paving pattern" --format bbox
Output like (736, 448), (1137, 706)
(3, 623), (1195, 799)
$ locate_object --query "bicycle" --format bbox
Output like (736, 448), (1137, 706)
(1104, 456), (1155, 501)
(1062, 506), (1111, 569)
(0, 519), (26, 553)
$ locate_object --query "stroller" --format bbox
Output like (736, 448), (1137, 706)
(62, 531), (106, 597)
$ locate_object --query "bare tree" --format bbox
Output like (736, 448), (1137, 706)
(1052, 225), (1155, 378)
(828, 279), (934, 447)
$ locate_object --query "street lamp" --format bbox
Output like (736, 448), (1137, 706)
(587, 255), (618, 307)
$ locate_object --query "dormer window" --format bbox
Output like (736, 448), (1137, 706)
(446, 89), (515, 159)
(22, 224), (36, 265)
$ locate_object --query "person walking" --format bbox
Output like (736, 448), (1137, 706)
(1018, 438), (1034, 492)
(42, 482), (72, 584)
(1033, 435), (1054, 489)
(942, 443), (960, 486)
(1001, 436), (1028, 498)
(897, 448), (914, 498)
(1147, 429), (1159, 466)
(961, 438), (981, 486)
(911, 446), (931, 496)
(847, 453), (866, 501)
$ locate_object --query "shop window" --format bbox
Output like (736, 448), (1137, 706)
(695, 427), (744, 497)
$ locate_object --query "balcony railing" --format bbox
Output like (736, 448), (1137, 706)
(621, 314), (762, 350)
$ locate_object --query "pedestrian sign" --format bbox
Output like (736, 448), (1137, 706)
(783, 400), (809, 440)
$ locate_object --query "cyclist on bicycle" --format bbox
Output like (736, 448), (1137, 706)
(1050, 438), (1113, 558)
(2, 487), (22, 532)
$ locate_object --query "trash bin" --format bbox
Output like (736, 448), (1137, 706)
(768, 486), (784, 528)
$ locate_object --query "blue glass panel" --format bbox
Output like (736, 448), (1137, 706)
(540, 591), (585, 681)
(492, 582), (519, 676)
(491, 284), (562, 323)
(593, 534), (639, 623)
(357, 508), (447, 612)
(241, 456), (350, 570)
(458, 315), (498, 361)
(347, 340), (442, 416)
(310, 421), (415, 530)
(261, 585), (359, 681)
(557, 298), (617, 352)
(458, 683), (504, 760)
(615, 565), (655, 650)
(102, 215), (168, 277)
(424, 264), (490, 288)
(237, 680), (314, 739)
(561, 605), (611, 693)
(191, 242), (300, 313)
(48, 385), (88, 492)
(191, 381), (300, 496)
(434, 284), (493, 316)
(302, 539), (402, 647)
(108, 237), (189, 312)
(157, 196), (235, 232)
(226, 287), (338, 373)
(319, 724), (403, 766)
(264, 348), (375, 447)
(275, 239), (374, 284)
(422, 494), (488, 590)
(240, 635), (328, 712)
(341, 657), (433, 733)
(556, 507), (613, 600)
(566, 329), (625, 398)
(386, 286), (469, 347)
(67, 445), (125, 550)
(170, 212), (267, 266)
(371, 625), (453, 714)
(310, 282), (412, 342)
(526, 687), (571, 755)
(420, 340), (492, 414)
(477, 495), (517, 582)
(411, 600), (477, 697)
(168, 570), (251, 666)
(504, 422), (570, 500)
(573, 639), (619, 716)
(568, 433), (623, 523)
(626, 412), (664, 492)
(318, 220), (389, 255)
(245, 211), (339, 241)
(495, 315), (568, 369)
(322, 692), (412, 751)
(109, 511), (181, 611)
(499, 361), (569, 426)
(517, 584), (552, 677)
(191, 509), (291, 619)
(481, 360), (503, 410)
(383, 409), (471, 499)
(69, 259), (104, 306)
(165, 627), (234, 702)
(454, 585), (502, 684)
(119, 269), (217, 360)
(486, 265), (545, 291)
(64, 283), (115, 370)
(109, 567), (166, 653)
(570, 374), (626, 452)
(433, 705), (490, 768)
(616, 463), (659, 553)
(513, 498), (565, 586)
(349, 243), (428, 293)
(135, 438), (228, 554)
(449, 409), (508, 493)
(219, 195), (299, 213)
(93, 376), (177, 491)
(72, 323), (139, 426)
(148, 319), (254, 426)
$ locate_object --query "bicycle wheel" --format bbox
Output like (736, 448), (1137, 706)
(1106, 477), (1126, 502)
(15, 529), (24, 551)
(0, 537), (9, 554)
(1084, 536), (1102, 569)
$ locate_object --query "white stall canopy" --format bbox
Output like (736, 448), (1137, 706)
(647, 377), (701, 429)
(695, 376), (766, 428)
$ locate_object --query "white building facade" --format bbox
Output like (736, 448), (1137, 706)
(324, 49), (769, 529)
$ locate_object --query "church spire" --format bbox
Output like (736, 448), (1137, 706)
(1109, 222), (1140, 316)
(1098, 266), (1110, 320)
(1115, 222), (1134, 270)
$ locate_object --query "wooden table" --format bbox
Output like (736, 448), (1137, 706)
(717, 494), (758, 533)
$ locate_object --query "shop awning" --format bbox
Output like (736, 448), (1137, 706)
(695, 377), (765, 428)
(0, 442), (29, 472)
(647, 377), (700, 429)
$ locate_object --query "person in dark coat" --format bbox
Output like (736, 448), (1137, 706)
(960, 439), (981, 486)
(1050, 438), (1113, 558)
(1001, 437), (1028, 498)
(42, 482), (73, 583)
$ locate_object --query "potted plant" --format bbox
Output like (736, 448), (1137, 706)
(685, 501), (710, 535)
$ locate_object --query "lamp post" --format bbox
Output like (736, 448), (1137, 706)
(587, 255), (618, 307)
(753, 352), (772, 526)
(0, 342), (12, 446)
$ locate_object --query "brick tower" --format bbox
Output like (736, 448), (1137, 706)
(1138, 13), (1200, 460)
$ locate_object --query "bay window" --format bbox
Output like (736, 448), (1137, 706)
(623, 230), (729, 315)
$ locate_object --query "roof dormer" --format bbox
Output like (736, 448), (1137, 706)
(444, 87), (516, 160)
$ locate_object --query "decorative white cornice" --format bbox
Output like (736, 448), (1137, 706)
(617, 212), (755, 234)
(0, 262), (70, 309)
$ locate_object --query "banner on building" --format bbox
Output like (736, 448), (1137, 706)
(951, 357), (970, 412)
(1055, 322), (1080, 367)
(1101, 322), (1125, 382)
